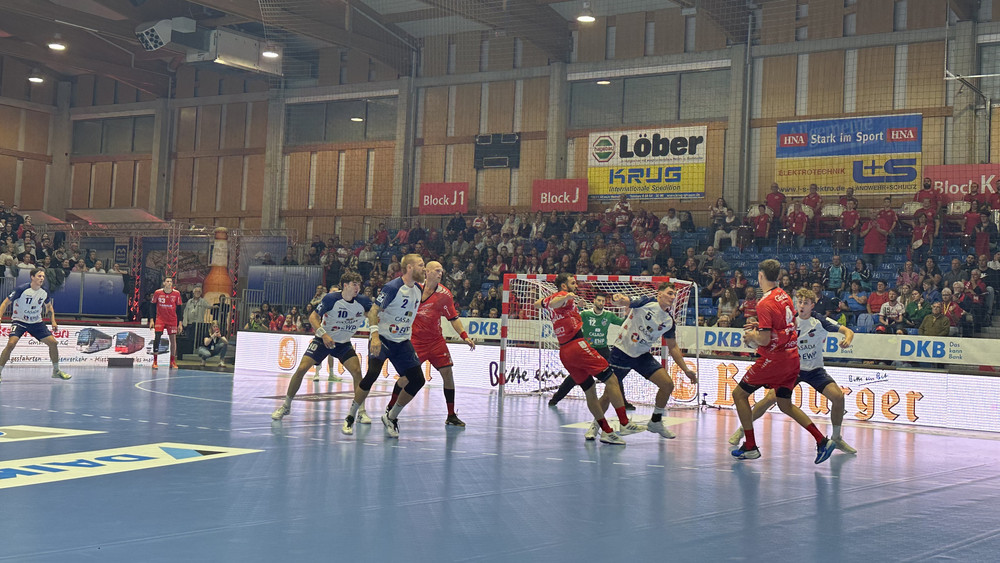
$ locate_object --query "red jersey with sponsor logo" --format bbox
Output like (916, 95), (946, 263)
(412, 283), (459, 343)
(841, 209), (860, 232)
(542, 291), (583, 346)
(803, 193), (822, 212)
(786, 211), (809, 235)
(153, 289), (182, 325)
(753, 214), (770, 237)
(766, 192), (786, 216)
(755, 287), (797, 359)
(877, 208), (898, 229)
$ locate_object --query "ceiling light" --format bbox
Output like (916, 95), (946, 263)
(577, 1), (596, 23)
(596, 80), (611, 85)
(48, 34), (67, 51)
(350, 117), (364, 122)
(28, 69), (44, 84)
(261, 44), (280, 59)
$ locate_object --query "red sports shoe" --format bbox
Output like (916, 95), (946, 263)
(169, 358), (179, 369)
(152, 359), (158, 369)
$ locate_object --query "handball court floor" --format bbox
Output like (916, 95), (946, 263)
(0, 365), (998, 562)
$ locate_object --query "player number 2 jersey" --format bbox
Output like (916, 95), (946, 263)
(7, 284), (51, 324)
(375, 277), (421, 342)
(412, 283), (459, 343)
(315, 292), (373, 342)
(613, 296), (676, 357)
(541, 291), (583, 346)
(756, 287), (798, 358)
(797, 312), (841, 371)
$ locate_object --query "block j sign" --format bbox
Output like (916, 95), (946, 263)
(532, 179), (588, 212)
(418, 182), (469, 215)
(775, 114), (922, 195)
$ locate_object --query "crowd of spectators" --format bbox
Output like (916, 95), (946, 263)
(246, 184), (1000, 339)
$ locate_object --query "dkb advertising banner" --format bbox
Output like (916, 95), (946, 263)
(587, 126), (707, 201)
(775, 114), (922, 195)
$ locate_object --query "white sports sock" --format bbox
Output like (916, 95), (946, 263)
(652, 407), (665, 415)
(348, 401), (360, 417)
(388, 404), (403, 419)
(283, 396), (293, 408)
(832, 424), (842, 440)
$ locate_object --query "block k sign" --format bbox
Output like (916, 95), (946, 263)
(533, 179), (588, 212)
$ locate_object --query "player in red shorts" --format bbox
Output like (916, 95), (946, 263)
(384, 261), (475, 426)
(149, 277), (183, 369)
(533, 273), (641, 445)
(731, 259), (835, 464)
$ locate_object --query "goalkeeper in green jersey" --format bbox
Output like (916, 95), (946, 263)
(548, 294), (632, 409)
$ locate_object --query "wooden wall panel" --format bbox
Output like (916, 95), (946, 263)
(420, 145), (446, 184)
(487, 81), (515, 132)
(286, 152), (311, 211)
(520, 40), (549, 68)
(196, 69), (220, 97)
(317, 48), (343, 87)
(702, 128), (726, 205)
(480, 168), (511, 208)
(0, 106), (19, 149)
(809, 0), (845, 40)
(856, 46), (895, 113)
(223, 103), (247, 149)
(313, 217), (337, 238)
(572, 138), (589, 179)
(518, 139), (545, 208)
(1, 57), (30, 100)
(453, 84), (481, 137)
(249, 102), (268, 147)
(135, 159), (151, 209)
(807, 51), (845, 115)
(345, 52), (370, 84)
(520, 78), (549, 132)
(94, 77), (116, 106)
(341, 149), (368, 212)
(760, 1), (795, 45)
(908, 0), (947, 29)
(856, 0), (894, 34)
(243, 216), (262, 230)
(29, 80), (55, 106)
(117, 83), (137, 104)
(577, 17), (608, 62)
(313, 151), (339, 210)
(176, 107), (198, 152)
(20, 160), (46, 210)
(197, 105), (222, 150)
(221, 77), (244, 96)
(284, 218), (307, 243)
(91, 162), (113, 208)
(0, 156), (16, 202)
(373, 61), (397, 82)
(71, 163), (91, 209)
(760, 56), (797, 118)
(172, 158), (194, 214)
(755, 126), (777, 201)
(449, 144), (476, 190)
(195, 158), (219, 212)
(74, 76), (95, 107)
(215, 218), (240, 229)
(653, 9), (685, 55)
(23, 110), (49, 155)
(695, 15), (727, 51)
(245, 155), (265, 212)
(453, 32), (481, 74)
(113, 161), (136, 208)
(907, 42), (945, 108)
(922, 117), (945, 166)
(615, 13), (646, 60)
(371, 148), (395, 211)
(422, 87), (449, 139)
(174, 66), (196, 98)
(219, 156), (243, 212)
(488, 37), (515, 71)
(422, 36), (449, 77)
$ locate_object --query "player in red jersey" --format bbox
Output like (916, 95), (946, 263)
(731, 259), (835, 464)
(384, 261), (475, 426)
(533, 273), (641, 445)
(149, 277), (183, 369)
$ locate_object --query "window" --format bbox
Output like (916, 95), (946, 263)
(978, 44), (1000, 100)
(606, 25), (616, 60)
(569, 80), (624, 128)
(796, 3), (809, 20)
(623, 74), (679, 124)
(843, 13), (856, 36)
(795, 25), (808, 41)
(684, 17), (696, 52)
(679, 70), (730, 120)
(71, 116), (155, 156)
(894, 0), (908, 31)
(285, 98), (398, 145)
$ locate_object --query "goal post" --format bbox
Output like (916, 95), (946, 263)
(499, 274), (700, 407)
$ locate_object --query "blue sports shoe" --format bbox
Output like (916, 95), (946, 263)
(814, 437), (835, 464)
(731, 443), (761, 460)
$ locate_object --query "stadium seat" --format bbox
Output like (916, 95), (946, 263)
(856, 314), (875, 333)
(698, 297), (713, 307)
(907, 329), (919, 335)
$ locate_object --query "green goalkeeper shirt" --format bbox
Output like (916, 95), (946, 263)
(581, 309), (624, 348)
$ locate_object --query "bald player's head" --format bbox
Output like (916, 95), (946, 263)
(424, 261), (444, 285)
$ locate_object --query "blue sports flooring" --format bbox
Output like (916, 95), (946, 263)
(0, 365), (998, 562)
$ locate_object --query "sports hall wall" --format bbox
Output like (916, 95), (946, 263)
(0, 0), (992, 238)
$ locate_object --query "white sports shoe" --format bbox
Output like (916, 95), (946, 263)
(328, 372), (343, 382)
(271, 404), (290, 421)
(833, 437), (857, 454)
(728, 427), (744, 446)
(358, 409), (372, 424)
(341, 415), (355, 435)
(381, 413), (399, 438)
(311, 372), (320, 381)
(584, 420), (600, 441)
(646, 420), (676, 439)
(51, 370), (72, 380)
(599, 431), (625, 445)
(619, 419), (647, 436)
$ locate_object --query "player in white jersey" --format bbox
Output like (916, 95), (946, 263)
(0, 268), (71, 382)
(728, 288), (857, 453)
(271, 272), (373, 423)
(348, 254), (426, 438)
(313, 284), (345, 382)
(598, 282), (697, 440)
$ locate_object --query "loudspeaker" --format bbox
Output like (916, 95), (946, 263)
(108, 357), (134, 368)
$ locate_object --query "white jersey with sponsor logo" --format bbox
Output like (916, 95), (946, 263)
(796, 312), (841, 371)
(613, 296), (676, 358)
(7, 284), (51, 324)
(375, 277), (421, 342)
(315, 292), (373, 343)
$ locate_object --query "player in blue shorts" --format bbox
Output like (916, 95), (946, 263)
(347, 254), (426, 438)
(0, 268), (70, 382)
(597, 283), (698, 440)
(728, 287), (857, 454)
(271, 272), (373, 424)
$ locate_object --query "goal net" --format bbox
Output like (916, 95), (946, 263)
(500, 274), (700, 407)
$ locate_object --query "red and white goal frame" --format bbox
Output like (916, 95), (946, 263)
(499, 274), (701, 406)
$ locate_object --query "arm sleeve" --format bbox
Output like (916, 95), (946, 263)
(818, 313), (841, 332)
(376, 280), (400, 309)
(663, 322), (676, 340)
(610, 313), (625, 326)
(7, 285), (24, 302)
(358, 296), (373, 313)
(316, 293), (340, 316)
(629, 296), (655, 309)
(442, 293), (459, 321)
(756, 300), (774, 330)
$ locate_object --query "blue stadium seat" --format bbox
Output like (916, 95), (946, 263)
(481, 282), (495, 292)
(907, 329), (919, 335)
